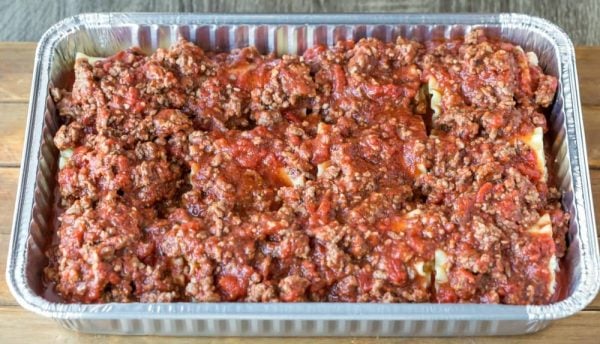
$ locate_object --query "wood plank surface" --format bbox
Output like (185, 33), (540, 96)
(2, 44), (600, 165)
(4, 103), (600, 168)
(575, 47), (600, 107)
(11, 169), (600, 309)
(0, 103), (27, 167)
(3, 104), (600, 168)
(1, 42), (600, 341)
(2, 0), (600, 45)
(0, 42), (34, 103)
(0, 306), (599, 344)
(0, 168), (20, 306)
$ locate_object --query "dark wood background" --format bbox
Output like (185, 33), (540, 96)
(1, 0), (599, 44)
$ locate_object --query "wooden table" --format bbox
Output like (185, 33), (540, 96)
(1, 42), (600, 343)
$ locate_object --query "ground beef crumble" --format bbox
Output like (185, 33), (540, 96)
(45, 29), (567, 305)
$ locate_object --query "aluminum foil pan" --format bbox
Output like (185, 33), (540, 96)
(6, 13), (600, 336)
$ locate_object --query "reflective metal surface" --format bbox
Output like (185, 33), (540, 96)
(6, 13), (599, 336)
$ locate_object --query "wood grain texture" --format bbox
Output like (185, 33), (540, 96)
(1, 0), (600, 44)
(2, 167), (596, 308)
(1, 45), (599, 165)
(0, 103), (27, 167)
(583, 107), (600, 168)
(0, 234), (15, 306)
(0, 168), (19, 232)
(4, 103), (600, 168)
(0, 165), (592, 309)
(5, 102), (600, 168)
(0, 168), (20, 306)
(575, 46), (600, 107)
(0, 306), (599, 343)
(1, 42), (600, 340)
(0, 42), (34, 102)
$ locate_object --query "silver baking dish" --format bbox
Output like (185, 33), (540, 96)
(6, 13), (600, 336)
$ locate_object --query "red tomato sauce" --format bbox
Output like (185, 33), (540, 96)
(45, 29), (567, 305)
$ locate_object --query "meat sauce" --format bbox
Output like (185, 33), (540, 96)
(45, 29), (568, 304)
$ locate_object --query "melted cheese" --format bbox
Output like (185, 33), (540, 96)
(520, 127), (547, 182)
(390, 209), (422, 232)
(428, 77), (443, 119)
(416, 163), (427, 176)
(316, 122), (333, 179)
(548, 255), (558, 296)
(278, 167), (305, 187)
(59, 148), (73, 170)
(188, 162), (200, 184)
(527, 213), (558, 295)
(527, 213), (552, 236)
(390, 209), (433, 288)
(317, 160), (331, 178)
(76, 52), (105, 64)
(414, 261), (426, 277)
(526, 51), (539, 66)
(434, 249), (450, 284)
(412, 260), (432, 288)
(317, 122), (330, 135)
(190, 162), (200, 176)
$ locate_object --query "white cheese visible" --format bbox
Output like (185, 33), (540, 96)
(548, 255), (558, 296)
(317, 161), (331, 178)
(526, 51), (539, 66)
(75, 52), (105, 64)
(190, 162), (200, 176)
(278, 167), (305, 188)
(527, 213), (558, 295)
(59, 148), (73, 170)
(434, 249), (449, 284)
(414, 261), (426, 277)
(527, 213), (552, 236)
(188, 162), (199, 185)
(317, 122), (331, 135)
(412, 260), (432, 288)
(406, 209), (422, 218)
(521, 127), (548, 182)
(428, 77), (443, 119)
(316, 122), (333, 179)
(416, 163), (427, 176)
(391, 209), (423, 233)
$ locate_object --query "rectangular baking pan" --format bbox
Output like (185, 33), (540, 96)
(6, 13), (600, 336)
